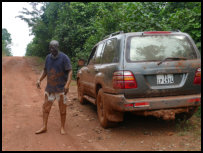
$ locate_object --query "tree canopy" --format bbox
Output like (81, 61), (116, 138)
(2, 28), (12, 56)
(17, 2), (201, 77)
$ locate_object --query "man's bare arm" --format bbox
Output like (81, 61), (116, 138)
(64, 69), (73, 94)
(36, 69), (47, 89)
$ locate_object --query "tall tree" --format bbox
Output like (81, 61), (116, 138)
(2, 28), (12, 56)
(17, 2), (201, 78)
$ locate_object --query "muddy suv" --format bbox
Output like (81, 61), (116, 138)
(77, 31), (201, 128)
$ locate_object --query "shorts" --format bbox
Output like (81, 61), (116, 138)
(45, 92), (67, 104)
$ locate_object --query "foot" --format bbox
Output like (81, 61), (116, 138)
(35, 127), (47, 134)
(61, 128), (66, 135)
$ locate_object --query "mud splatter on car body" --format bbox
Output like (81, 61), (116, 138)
(77, 31), (201, 128)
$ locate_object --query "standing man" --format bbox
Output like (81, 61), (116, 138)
(35, 40), (72, 135)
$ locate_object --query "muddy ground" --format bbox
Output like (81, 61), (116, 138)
(2, 56), (201, 151)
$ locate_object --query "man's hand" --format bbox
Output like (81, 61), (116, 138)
(64, 70), (72, 95)
(64, 87), (69, 95)
(36, 80), (41, 89)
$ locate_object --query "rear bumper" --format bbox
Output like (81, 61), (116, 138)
(103, 93), (201, 112)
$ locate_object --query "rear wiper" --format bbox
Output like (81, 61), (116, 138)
(157, 57), (187, 65)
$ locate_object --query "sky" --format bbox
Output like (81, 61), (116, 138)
(2, 2), (35, 56)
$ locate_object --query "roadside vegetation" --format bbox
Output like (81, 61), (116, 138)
(16, 2), (201, 78)
(2, 28), (12, 56)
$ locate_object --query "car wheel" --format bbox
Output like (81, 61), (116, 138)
(77, 79), (86, 104)
(97, 89), (114, 128)
(175, 106), (199, 122)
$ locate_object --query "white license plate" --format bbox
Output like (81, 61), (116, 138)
(157, 74), (174, 84)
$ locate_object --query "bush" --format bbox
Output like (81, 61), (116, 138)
(195, 106), (201, 118)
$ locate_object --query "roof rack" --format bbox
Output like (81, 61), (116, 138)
(103, 31), (124, 40)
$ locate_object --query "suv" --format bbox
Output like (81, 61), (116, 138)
(77, 31), (201, 128)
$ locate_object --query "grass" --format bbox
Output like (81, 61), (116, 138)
(175, 120), (194, 136)
(175, 113), (201, 137)
(35, 56), (45, 65)
(29, 56), (45, 66)
(195, 106), (201, 118)
(25, 56), (45, 73)
(70, 80), (77, 86)
(175, 105), (201, 136)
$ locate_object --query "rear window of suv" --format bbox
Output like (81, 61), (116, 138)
(126, 35), (197, 62)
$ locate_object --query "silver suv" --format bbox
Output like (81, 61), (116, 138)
(77, 31), (201, 128)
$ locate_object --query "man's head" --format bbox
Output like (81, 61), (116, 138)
(49, 40), (59, 56)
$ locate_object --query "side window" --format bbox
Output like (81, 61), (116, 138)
(94, 43), (104, 64)
(88, 46), (97, 65)
(101, 38), (119, 64)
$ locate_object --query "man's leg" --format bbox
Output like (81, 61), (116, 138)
(58, 94), (67, 135)
(35, 94), (53, 134)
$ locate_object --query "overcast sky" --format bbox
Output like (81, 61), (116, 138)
(2, 2), (35, 56)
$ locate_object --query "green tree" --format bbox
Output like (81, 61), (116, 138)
(2, 28), (12, 56)
(17, 2), (201, 78)
(160, 2), (201, 51)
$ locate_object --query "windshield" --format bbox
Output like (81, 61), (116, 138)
(126, 35), (197, 62)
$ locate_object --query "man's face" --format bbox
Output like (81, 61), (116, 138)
(49, 45), (58, 56)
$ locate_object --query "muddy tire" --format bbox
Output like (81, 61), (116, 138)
(175, 106), (199, 122)
(97, 89), (115, 128)
(77, 79), (86, 105)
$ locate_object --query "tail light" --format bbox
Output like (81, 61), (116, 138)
(144, 31), (171, 34)
(113, 71), (137, 89)
(193, 68), (201, 85)
(187, 98), (201, 103)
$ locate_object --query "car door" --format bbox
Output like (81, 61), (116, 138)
(82, 43), (104, 97)
(85, 43), (105, 98)
(82, 46), (97, 96)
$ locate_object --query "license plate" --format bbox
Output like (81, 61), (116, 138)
(157, 74), (174, 84)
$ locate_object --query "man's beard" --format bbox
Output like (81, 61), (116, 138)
(51, 51), (59, 59)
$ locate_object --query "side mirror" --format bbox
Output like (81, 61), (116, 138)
(78, 59), (86, 67)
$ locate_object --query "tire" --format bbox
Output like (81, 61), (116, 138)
(97, 89), (114, 128)
(175, 106), (199, 122)
(77, 79), (86, 105)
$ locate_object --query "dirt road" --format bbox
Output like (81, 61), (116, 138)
(2, 56), (201, 151)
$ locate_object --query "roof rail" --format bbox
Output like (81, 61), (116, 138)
(172, 29), (181, 32)
(103, 31), (124, 40)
